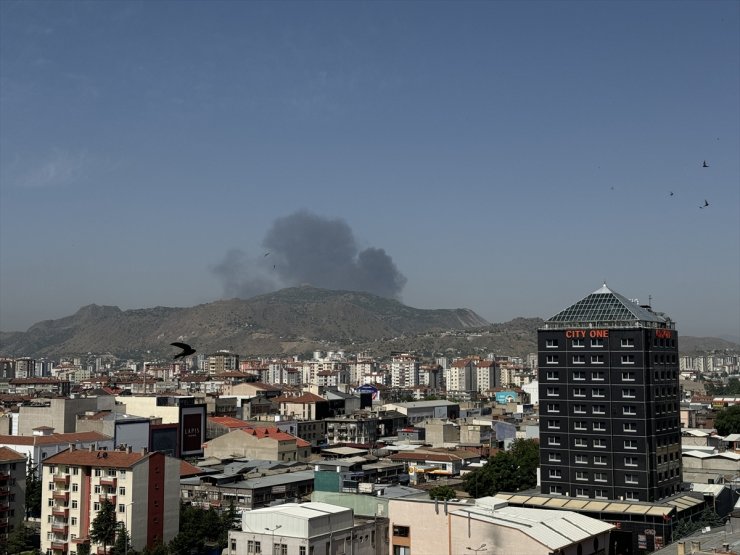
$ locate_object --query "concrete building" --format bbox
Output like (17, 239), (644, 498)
(682, 450), (740, 484)
(203, 427), (311, 461)
(382, 400), (459, 424)
(17, 396), (115, 436)
(386, 496), (613, 555)
(539, 284), (682, 502)
(207, 350), (240, 375)
(390, 354), (420, 389)
(75, 411), (151, 451)
(226, 502), (385, 555)
(0, 447), (26, 541)
(41, 446), (180, 554)
(274, 392), (330, 421)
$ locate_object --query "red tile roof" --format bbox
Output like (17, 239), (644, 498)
(237, 427), (311, 448)
(208, 416), (251, 429)
(0, 446), (25, 462)
(180, 460), (204, 477)
(43, 448), (149, 468)
(0, 431), (111, 446)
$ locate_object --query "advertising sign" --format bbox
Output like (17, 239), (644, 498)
(179, 404), (206, 457)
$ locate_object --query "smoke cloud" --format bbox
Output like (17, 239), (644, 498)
(213, 211), (407, 300)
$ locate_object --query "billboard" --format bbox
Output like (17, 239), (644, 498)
(179, 404), (206, 457)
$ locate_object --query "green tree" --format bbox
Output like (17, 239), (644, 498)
(25, 458), (41, 518)
(714, 404), (740, 436)
(6, 522), (33, 554)
(77, 543), (91, 555)
(462, 439), (539, 497)
(90, 499), (119, 554)
(428, 485), (456, 501)
(112, 524), (131, 555)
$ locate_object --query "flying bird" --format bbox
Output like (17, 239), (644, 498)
(702, 160), (709, 168)
(700, 200), (709, 209)
(264, 252), (270, 257)
(171, 342), (196, 359)
(669, 192), (674, 196)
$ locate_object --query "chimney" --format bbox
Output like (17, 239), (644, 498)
(126, 446), (132, 454)
(141, 447), (148, 455)
(677, 542), (685, 555)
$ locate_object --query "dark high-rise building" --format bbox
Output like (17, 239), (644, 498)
(538, 284), (681, 502)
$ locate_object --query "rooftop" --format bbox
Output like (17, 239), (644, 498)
(544, 283), (673, 329)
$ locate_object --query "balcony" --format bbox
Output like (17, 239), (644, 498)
(52, 507), (69, 518)
(99, 494), (116, 505)
(53, 474), (70, 486)
(51, 542), (68, 552)
(100, 476), (117, 487)
(0, 487), (9, 497)
(51, 524), (68, 535)
(0, 472), (9, 483)
(52, 491), (70, 502)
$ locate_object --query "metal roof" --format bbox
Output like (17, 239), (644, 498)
(544, 284), (672, 328)
(452, 500), (614, 550)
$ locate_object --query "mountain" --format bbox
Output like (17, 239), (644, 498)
(0, 286), (490, 359)
(1, 286), (736, 360)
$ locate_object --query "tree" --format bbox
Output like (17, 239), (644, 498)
(428, 485), (456, 501)
(6, 522), (33, 554)
(113, 524), (131, 555)
(462, 439), (539, 498)
(714, 404), (740, 436)
(90, 499), (119, 554)
(25, 458), (41, 518)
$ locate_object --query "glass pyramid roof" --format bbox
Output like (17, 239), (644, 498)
(546, 284), (671, 328)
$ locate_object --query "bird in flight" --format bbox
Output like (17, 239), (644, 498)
(264, 252), (271, 257)
(171, 342), (196, 359)
(702, 160), (709, 168)
(700, 200), (710, 209)
(669, 192), (674, 196)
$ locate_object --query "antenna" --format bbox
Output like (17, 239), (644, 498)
(648, 295), (652, 307)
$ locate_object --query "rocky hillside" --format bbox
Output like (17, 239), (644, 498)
(0, 286), (490, 358)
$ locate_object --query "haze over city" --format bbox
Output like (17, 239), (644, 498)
(1, 1), (738, 340)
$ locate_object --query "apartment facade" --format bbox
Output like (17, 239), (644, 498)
(40, 447), (180, 554)
(538, 284), (682, 502)
(0, 447), (26, 541)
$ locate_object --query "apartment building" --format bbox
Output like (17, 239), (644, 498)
(390, 354), (420, 389)
(41, 446), (180, 554)
(0, 447), (26, 541)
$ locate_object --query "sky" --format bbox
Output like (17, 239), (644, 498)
(1, 1), (739, 341)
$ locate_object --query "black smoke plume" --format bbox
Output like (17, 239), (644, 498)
(213, 211), (407, 299)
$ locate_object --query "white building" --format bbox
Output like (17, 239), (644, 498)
(226, 502), (382, 555)
(391, 354), (420, 388)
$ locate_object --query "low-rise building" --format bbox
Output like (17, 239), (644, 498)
(203, 427), (311, 461)
(226, 502), (387, 555)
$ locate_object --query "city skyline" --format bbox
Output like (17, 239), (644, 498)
(1, 1), (738, 339)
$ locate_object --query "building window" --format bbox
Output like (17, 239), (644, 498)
(572, 371), (585, 381)
(72, 467), (79, 475)
(550, 485), (563, 495)
(392, 526), (410, 538)
(574, 404), (586, 414)
(623, 423), (637, 433)
(119, 504), (125, 513)
(592, 388), (606, 398)
(576, 488), (588, 498)
(593, 422), (606, 432)
(593, 405), (606, 415)
(546, 403), (560, 413)
(591, 371), (605, 381)
(546, 355), (559, 365)
(621, 338), (635, 348)
(624, 440), (637, 450)
(621, 355), (635, 365)
(93, 502), (100, 511)
(119, 487), (126, 496)
(621, 372), (635, 381)
(546, 339), (558, 348)
(591, 338), (605, 348)
(547, 436), (561, 446)
(547, 420), (560, 430)
(549, 469), (562, 479)
(299, 548), (306, 555)
(594, 439), (606, 449)
(625, 457), (638, 467)
(573, 387), (585, 397)
(574, 438), (588, 448)
(71, 500), (78, 509)
(622, 389), (636, 399)
(575, 471), (588, 481)
(72, 483), (78, 492)
(546, 371), (559, 380)
(625, 474), (638, 485)
(623, 406), (637, 415)
(594, 489), (607, 499)
(625, 491), (639, 501)
(594, 456), (607, 465)
(574, 421), (587, 431)
(594, 472), (607, 482)
(546, 387), (559, 397)
(575, 455), (588, 464)
(572, 339), (584, 348)
(549, 453), (561, 462)
(573, 355), (585, 365)
(591, 355), (605, 364)
(94, 469), (101, 477)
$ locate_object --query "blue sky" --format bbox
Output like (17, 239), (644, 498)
(1, 1), (738, 340)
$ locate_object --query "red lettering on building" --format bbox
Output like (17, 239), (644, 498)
(589, 329), (609, 338)
(655, 329), (672, 339)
